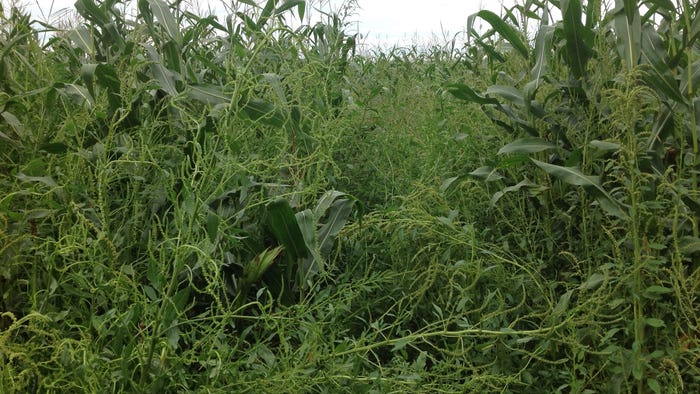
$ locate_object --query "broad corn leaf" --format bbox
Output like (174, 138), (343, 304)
(267, 198), (309, 261)
(471, 10), (529, 59)
(147, 0), (182, 45)
(561, 0), (594, 79)
(497, 138), (557, 155)
(532, 159), (628, 219)
(613, 0), (642, 70)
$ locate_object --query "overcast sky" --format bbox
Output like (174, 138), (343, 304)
(25, 0), (515, 48)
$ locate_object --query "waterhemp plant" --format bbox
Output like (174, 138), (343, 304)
(448, 0), (699, 391)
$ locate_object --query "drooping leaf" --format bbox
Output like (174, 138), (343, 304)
(75, 0), (109, 28)
(486, 85), (526, 107)
(471, 10), (529, 59)
(491, 178), (545, 205)
(313, 190), (348, 219)
(55, 83), (94, 107)
(589, 140), (621, 151)
(1, 111), (24, 137)
(145, 45), (179, 95)
(497, 137), (556, 155)
(640, 26), (685, 104)
(532, 158), (600, 186)
(68, 26), (94, 56)
(188, 84), (230, 105)
(444, 83), (498, 105)
(469, 166), (504, 182)
(531, 159), (628, 218)
(275, 0), (305, 16)
(257, 0), (278, 31)
(317, 198), (354, 255)
(241, 98), (286, 127)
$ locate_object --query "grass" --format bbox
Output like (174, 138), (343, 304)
(1, 0), (699, 392)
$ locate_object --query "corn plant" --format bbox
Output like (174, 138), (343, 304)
(447, 0), (699, 391)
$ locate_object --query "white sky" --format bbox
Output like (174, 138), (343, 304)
(23, 0), (516, 48)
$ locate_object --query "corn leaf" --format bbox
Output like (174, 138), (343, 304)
(471, 10), (529, 59)
(267, 198), (309, 261)
(561, 0), (594, 79)
(532, 159), (628, 219)
(147, 0), (182, 45)
(498, 137), (557, 155)
(613, 0), (642, 69)
(444, 83), (498, 105)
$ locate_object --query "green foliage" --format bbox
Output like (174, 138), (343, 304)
(448, 0), (700, 391)
(2, 0), (699, 392)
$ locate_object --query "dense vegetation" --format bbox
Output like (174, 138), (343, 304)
(1, 0), (698, 392)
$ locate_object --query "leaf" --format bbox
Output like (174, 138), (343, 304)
(589, 140), (621, 151)
(1, 111), (24, 136)
(561, 0), (594, 79)
(613, 0), (642, 70)
(81, 63), (122, 114)
(188, 84), (230, 105)
(579, 273), (605, 291)
(257, 0), (277, 31)
(245, 246), (283, 284)
(644, 318), (665, 328)
(317, 198), (354, 255)
(643, 285), (674, 299)
(391, 337), (411, 352)
(68, 26), (94, 55)
(491, 178), (543, 205)
(267, 198), (309, 260)
(680, 59), (700, 98)
(15, 173), (57, 187)
(313, 190), (348, 219)
(444, 83), (498, 105)
(40, 142), (69, 154)
(275, 0), (304, 16)
(471, 10), (529, 59)
(553, 290), (573, 316)
(145, 45), (179, 96)
(531, 159), (628, 219)
(147, 0), (182, 45)
(640, 26), (686, 104)
(241, 98), (286, 127)
(206, 212), (219, 243)
(531, 24), (555, 84)
(679, 236), (700, 254)
(469, 166), (503, 182)
(497, 137), (557, 155)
